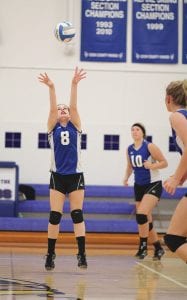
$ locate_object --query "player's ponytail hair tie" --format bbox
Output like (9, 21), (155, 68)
(132, 123), (146, 138)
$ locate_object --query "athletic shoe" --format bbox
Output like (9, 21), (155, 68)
(77, 253), (87, 269)
(135, 248), (148, 260)
(153, 248), (165, 261)
(45, 253), (56, 270)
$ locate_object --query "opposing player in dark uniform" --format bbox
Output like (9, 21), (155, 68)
(123, 123), (168, 259)
(163, 80), (187, 263)
(38, 67), (87, 270)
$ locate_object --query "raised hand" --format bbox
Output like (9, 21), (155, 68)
(38, 72), (54, 88)
(72, 67), (87, 85)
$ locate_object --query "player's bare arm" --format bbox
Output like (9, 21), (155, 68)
(38, 73), (58, 132)
(144, 143), (168, 170)
(69, 67), (87, 131)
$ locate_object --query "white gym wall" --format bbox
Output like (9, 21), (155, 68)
(0, 0), (186, 185)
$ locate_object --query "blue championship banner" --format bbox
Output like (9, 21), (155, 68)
(80, 0), (128, 62)
(132, 0), (178, 64)
(183, 0), (187, 64)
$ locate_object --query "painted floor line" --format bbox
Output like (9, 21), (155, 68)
(136, 261), (187, 289)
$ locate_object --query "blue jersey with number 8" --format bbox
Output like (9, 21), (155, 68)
(48, 121), (83, 175)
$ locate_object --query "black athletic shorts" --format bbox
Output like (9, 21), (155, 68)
(50, 171), (85, 195)
(134, 181), (162, 202)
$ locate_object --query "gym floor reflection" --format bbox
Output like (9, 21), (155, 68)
(0, 245), (186, 299)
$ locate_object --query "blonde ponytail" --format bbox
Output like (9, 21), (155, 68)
(182, 79), (187, 97)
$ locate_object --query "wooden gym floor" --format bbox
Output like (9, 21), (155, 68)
(0, 232), (186, 299)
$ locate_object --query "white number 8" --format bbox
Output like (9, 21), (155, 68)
(61, 131), (70, 145)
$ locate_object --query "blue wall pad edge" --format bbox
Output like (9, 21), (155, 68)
(0, 201), (16, 217)
(25, 184), (185, 199)
(0, 217), (138, 233)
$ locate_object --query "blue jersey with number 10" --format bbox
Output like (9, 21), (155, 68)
(128, 140), (160, 185)
(48, 121), (83, 175)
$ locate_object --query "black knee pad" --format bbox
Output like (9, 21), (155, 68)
(149, 222), (153, 231)
(164, 234), (187, 252)
(49, 211), (62, 225)
(71, 209), (84, 224)
(136, 213), (148, 225)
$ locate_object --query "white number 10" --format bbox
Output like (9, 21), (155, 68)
(131, 155), (143, 167)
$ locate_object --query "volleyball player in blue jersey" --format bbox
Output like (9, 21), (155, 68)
(38, 67), (87, 270)
(123, 123), (168, 259)
(163, 80), (187, 263)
